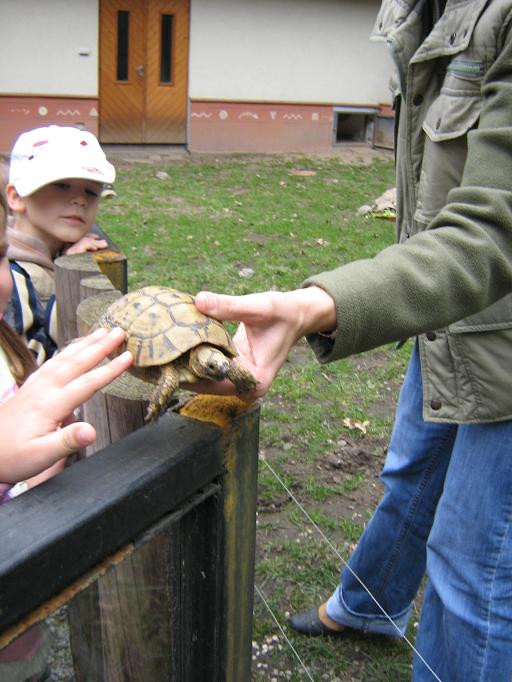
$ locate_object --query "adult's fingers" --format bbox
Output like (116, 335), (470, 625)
(195, 291), (275, 325)
(180, 378), (238, 396)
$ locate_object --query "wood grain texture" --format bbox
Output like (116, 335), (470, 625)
(54, 253), (102, 347)
(99, 0), (189, 143)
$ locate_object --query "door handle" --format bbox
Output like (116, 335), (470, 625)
(137, 64), (144, 77)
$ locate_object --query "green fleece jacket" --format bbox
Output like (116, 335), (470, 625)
(305, 0), (512, 423)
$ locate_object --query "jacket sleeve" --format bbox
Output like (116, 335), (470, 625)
(305, 13), (512, 363)
(6, 262), (58, 366)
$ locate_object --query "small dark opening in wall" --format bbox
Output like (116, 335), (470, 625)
(335, 112), (374, 144)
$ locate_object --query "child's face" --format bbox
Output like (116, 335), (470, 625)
(13, 179), (102, 254)
(0, 207), (13, 318)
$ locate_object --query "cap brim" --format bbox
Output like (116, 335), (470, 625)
(15, 164), (116, 197)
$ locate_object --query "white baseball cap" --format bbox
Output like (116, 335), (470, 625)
(9, 125), (116, 197)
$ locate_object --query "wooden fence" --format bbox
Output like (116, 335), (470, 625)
(0, 240), (259, 681)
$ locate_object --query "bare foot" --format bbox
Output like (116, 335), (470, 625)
(318, 603), (345, 632)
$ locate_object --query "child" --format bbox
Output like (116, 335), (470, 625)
(5, 125), (115, 364)
(0, 189), (132, 680)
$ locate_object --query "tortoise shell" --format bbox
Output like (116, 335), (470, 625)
(100, 286), (237, 367)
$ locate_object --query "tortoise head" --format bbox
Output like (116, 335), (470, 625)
(190, 344), (231, 381)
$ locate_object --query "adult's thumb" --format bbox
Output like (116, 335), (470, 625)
(195, 291), (226, 318)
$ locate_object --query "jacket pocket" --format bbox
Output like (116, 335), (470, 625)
(443, 321), (512, 423)
(414, 61), (486, 227)
(444, 275), (512, 423)
(422, 61), (484, 142)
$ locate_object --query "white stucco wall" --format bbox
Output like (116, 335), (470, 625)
(189, 0), (391, 105)
(0, 0), (99, 96)
(0, 0), (390, 105)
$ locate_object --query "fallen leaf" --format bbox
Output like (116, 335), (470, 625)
(290, 169), (317, 177)
(238, 266), (254, 279)
(343, 417), (370, 434)
(354, 420), (370, 434)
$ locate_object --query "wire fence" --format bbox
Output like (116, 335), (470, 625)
(254, 457), (442, 682)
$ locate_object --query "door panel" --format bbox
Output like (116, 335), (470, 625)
(99, 0), (189, 143)
(146, 0), (189, 142)
(100, 0), (146, 142)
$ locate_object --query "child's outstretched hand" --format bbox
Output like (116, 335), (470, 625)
(64, 232), (108, 254)
(0, 327), (132, 483)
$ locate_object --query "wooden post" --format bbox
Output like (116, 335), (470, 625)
(46, 255), (259, 681)
(181, 397), (259, 682)
(52, 255), (142, 680)
(80, 273), (118, 300)
(75, 289), (150, 455)
(54, 253), (102, 347)
(221, 408), (259, 682)
(91, 223), (128, 294)
(71, 283), (172, 682)
(54, 233), (128, 348)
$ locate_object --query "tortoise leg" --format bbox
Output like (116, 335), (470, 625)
(145, 364), (180, 423)
(225, 360), (257, 394)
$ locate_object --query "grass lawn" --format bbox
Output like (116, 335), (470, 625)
(99, 149), (419, 681)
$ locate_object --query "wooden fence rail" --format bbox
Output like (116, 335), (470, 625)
(0, 247), (259, 682)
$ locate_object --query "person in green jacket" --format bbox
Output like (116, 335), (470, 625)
(194, 1), (512, 680)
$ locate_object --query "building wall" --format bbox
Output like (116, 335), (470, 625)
(188, 0), (392, 152)
(0, 0), (99, 153)
(0, 0), (99, 96)
(0, 0), (392, 154)
(189, 0), (390, 104)
(189, 101), (336, 153)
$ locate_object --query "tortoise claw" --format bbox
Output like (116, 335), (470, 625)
(228, 362), (257, 394)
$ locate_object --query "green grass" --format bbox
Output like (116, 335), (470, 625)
(98, 151), (415, 680)
(103, 155), (396, 293)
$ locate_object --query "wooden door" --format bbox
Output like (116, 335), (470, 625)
(99, 0), (189, 143)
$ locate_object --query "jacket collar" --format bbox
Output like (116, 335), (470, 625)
(413, 0), (490, 60)
(372, 0), (490, 60)
(6, 225), (55, 271)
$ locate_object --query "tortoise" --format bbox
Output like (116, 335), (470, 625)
(98, 286), (257, 422)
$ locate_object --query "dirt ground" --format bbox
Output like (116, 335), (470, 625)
(249, 342), (411, 681)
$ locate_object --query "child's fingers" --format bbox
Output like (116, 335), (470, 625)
(39, 328), (128, 385)
(56, 350), (133, 409)
(32, 423), (97, 465)
(66, 327), (126, 357)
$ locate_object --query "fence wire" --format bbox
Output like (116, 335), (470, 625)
(254, 457), (442, 682)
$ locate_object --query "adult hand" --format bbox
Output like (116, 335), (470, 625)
(0, 327), (132, 483)
(194, 286), (336, 398)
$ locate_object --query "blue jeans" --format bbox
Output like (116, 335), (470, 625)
(326, 342), (512, 681)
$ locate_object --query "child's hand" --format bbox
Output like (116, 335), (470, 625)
(0, 327), (132, 483)
(64, 232), (108, 254)
(25, 458), (67, 489)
